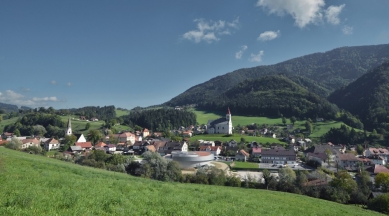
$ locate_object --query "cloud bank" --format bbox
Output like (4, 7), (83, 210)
(256, 0), (345, 28)
(0, 90), (59, 107)
(249, 50), (264, 62)
(182, 17), (239, 43)
(258, 30), (280, 41)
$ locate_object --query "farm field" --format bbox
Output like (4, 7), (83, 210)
(0, 147), (380, 216)
(190, 134), (286, 144)
(115, 109), (130, 117)
(0, 116), (19, 133)
(233, 161), (259, 169)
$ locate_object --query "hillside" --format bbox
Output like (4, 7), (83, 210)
(165, 44), (389, 107)
(329, 61), (389, 129)
(198, 75), (338, 118)
(0, 147), (380, 215)
(0, 102), (31, 113)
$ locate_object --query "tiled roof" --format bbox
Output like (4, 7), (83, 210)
(262, 149), (295, 156)
(369, 148), (389, 155)
(95, 142), (106, 147)
(337, 153), (358, 161)
(252, 147), (261, 153)
(145, 145), (156, 152)
(75, 142), (92, 148)
(374, 165), (389, 174)
(239, 149), (250, 157)
(45, 138), (59, 144)
(22, 138), (40, 144)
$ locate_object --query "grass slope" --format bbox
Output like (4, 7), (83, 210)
(115, 109), (130, 117)
(0, 147), (380, 216)
(189, 134), (285, 144)
(0, 116), (19, 133)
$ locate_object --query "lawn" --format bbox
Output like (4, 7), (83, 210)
(115, 109), (130, 117)
(189, 134), (286, 144)
(309, 121), (365, 138)
(233, 161), (259, 169)
(0, 147), (381, 215)
(0, 116), (19, 133)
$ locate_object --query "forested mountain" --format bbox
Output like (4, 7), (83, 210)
(165, 44), (389, 107)
(198, 75), (338, 118)
(329, 61), (389, 129)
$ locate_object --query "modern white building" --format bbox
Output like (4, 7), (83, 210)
(171, 151), (214, 169)
(206, 108), (233, 134)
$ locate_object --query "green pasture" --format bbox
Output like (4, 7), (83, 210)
(190, 134), (286, 144)
(233, 161), (259, 169)
(0, 116), (19, 133)
(115, 109), (130, 117)
(0, 147), (380, 215)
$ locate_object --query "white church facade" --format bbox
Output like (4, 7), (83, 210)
(206, 108), (233, 134)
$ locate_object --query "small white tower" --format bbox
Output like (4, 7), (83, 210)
(65, 118), (72, 136)
(226, 107), (233, 134)
(226, 107), (231, 121)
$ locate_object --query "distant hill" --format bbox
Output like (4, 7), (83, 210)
(165, 44), (389, 107)
(329, 61), (389, 129)
(0, 102), (31, 113)
(198, 75), (339, 118)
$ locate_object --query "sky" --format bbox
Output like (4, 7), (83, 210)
(1, 0), (388, 109)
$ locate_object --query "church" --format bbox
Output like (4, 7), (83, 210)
(206, 108), (233, 134)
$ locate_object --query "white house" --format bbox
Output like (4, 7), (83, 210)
(44, 138), (60, 151)
(206, 108), (233, 134)
(115, 132), (136, 145)
(365, 148), (389, 162)
(21, 138), (40, 149)
(199, 146), (221, 156)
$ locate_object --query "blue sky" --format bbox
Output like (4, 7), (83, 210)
(1, 0), (388, 109)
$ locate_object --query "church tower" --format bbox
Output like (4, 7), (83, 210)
(226, 107), (231, 121)
(65, 118), (72, 136)
(226, 107), (233, 134)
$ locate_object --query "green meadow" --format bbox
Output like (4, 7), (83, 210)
(0, 116), (19, 133)
(115, 109), (130, 117)
(0, 147), (380, 216)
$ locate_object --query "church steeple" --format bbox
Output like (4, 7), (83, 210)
(226, 107), (231, 121)
(65, 118), (72, 136)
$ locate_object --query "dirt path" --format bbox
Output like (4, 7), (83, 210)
(211, 161), (229, 171)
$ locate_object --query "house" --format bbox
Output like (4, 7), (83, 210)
(223, 146), (239, 155)
(0, 139), (7, 146)
(250, 141), (260, 148)
(199, 140), (215, 146)
(199, 146), (221, 156)
(1, 132), (14, 139)
(357, 157), (373, 166)
(95, 142), (106, 148)
(366, 165), (389, 175)
(157, 142), (188, 156)
(368, 155), (386, 165)
(306, 152), (328, 166)
(144, 145), (156, 152)
(75, 142), (93, 150)
(79, 116), (86, 120)
(90, 117), (98, 121)
(133, 141), (148, 151)
(365, 148), (389, 162)
(69, 145), (83, 153)
(153, 132), (163, 137)
(304, 144), (338, 162)
(251, 147), (262, 157)
(115, 132), (136, 145)
(336, 153), (359, 170)
(182, 131), (192, 137)
(21, 138), (40, 149)
(235, 149), (250, 162)
(206, 108), (233, 134)
(227, 140), (238, 147)
(44, 138), (60, 151)
(142, 128), (150, 137)
(261, 149), (296, 164)
(105, 144), (116, 152)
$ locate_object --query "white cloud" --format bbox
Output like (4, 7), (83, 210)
(67, 82), (72, 86)
(0, 90), (59, 107)
(51, 80), (56, 85)
(249, 50), (264, 62)
(325, 4), (345, 25)
(235, 45), (248, 59)
(258, 30), (280, 41)
(342, 25), (353, 35)
(256, 0), (346, 28)
(182, 17), (239, 43)
(32, 97), (58, 102)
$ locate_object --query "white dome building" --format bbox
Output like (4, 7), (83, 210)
(171, 151), (214, 169)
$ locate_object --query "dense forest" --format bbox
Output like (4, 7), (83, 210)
(0, 102), (31, 113)
(165, 44), (389, 107)
(59, 105), (116, 121)
(122, 108), (196, 131)
(329, 61), (389, 130)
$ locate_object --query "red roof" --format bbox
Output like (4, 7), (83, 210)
(95, 142), (106, 147)
(374, 165), (389, 174)
(227, 107), (231, 114)
(252, 147), (262, 153)
(75, 142), (92, 148)
(22, 138), (40, 144)
(143, 128), (149, 132)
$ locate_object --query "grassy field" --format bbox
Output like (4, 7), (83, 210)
(115, 109), (130, 117)
(0, 147), (380, 215)
(233, 161), (259, 169)
(189, 134), (286, 144)
(0, 116), (19, 133)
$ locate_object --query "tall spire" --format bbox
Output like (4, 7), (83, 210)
(65, 118), (72, 136)
(227, 107), (231, 115)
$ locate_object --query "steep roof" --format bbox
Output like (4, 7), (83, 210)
(337, 153), (358, 161)
(145, 145), (156, 152)
(238, 149), (250, 157)
(22, 138), (40, 144)
(75, 142), (92, 148)
(369, 148), (389, 155)
(208, 117), (228, 127)
(45, 138), (59, 144)
(95, 142), (106, 147)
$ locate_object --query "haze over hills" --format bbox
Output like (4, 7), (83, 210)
(329, 61), (389, 129)
(0, 102), (31, 113)
(165, 44), (389, 108)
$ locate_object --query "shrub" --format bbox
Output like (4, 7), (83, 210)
(367, 193), (389, 214)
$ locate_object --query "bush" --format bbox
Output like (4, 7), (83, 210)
(367, 193), (389, 214)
